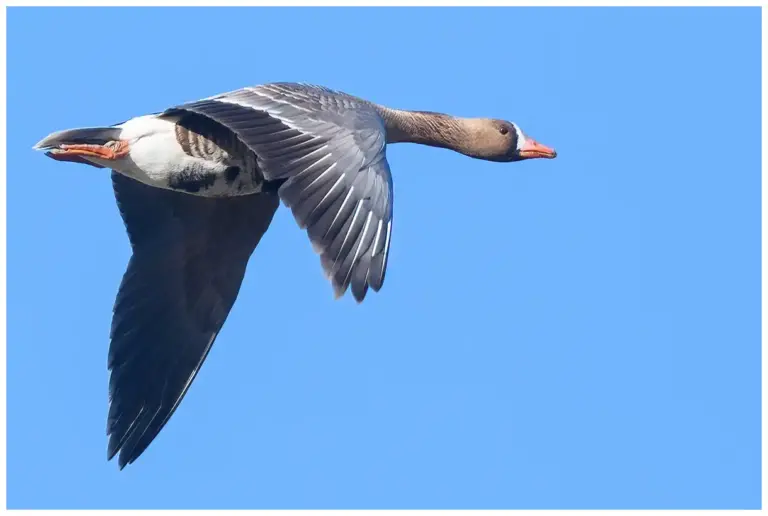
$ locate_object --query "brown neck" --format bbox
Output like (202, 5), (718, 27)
(375, 105), (475, 154)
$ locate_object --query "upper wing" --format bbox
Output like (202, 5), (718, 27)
(163, 83), (394, 302)
(107, 172), (279, 469)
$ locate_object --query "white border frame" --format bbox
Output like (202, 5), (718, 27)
(0, 1), (763, 514)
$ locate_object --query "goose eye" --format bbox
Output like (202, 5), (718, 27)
(499, 126), (509, 135)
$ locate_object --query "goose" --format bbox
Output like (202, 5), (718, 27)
(34, 82), (557, 469)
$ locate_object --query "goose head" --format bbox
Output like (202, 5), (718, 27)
(458, 119), (557, 162)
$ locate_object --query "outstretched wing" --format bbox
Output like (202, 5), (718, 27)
(107, 172), (279, 468)
(164, 83), (394, 302)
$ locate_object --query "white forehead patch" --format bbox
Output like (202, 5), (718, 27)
(512, 123), (527, 151)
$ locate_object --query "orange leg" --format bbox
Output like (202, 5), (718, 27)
(44, 140), (130, 167)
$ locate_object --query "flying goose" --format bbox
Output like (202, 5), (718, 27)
(34, 82), (557, 469)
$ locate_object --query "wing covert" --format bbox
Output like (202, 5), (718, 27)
(164, 83), (395, 300)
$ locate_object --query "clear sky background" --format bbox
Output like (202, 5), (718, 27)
(6, 6), (761, 510)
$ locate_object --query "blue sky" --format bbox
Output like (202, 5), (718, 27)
(6, 6), (761, 510)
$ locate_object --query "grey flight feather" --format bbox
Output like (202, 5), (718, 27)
(107, 172), (278, 469)
(162, 83), (395, 301)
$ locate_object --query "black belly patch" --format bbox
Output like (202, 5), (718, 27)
(224, 166), (240, 185)
(168, 171), (217, 193)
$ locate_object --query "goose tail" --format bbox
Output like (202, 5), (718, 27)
(34, 126), (123, 151)
(33, 126), (128, 168)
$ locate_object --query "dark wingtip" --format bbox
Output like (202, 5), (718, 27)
(107, 440), (119, 461)
(332, 281), (348, 300)
(107, 443), (131, 470)
(350, 279), (369, 303)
